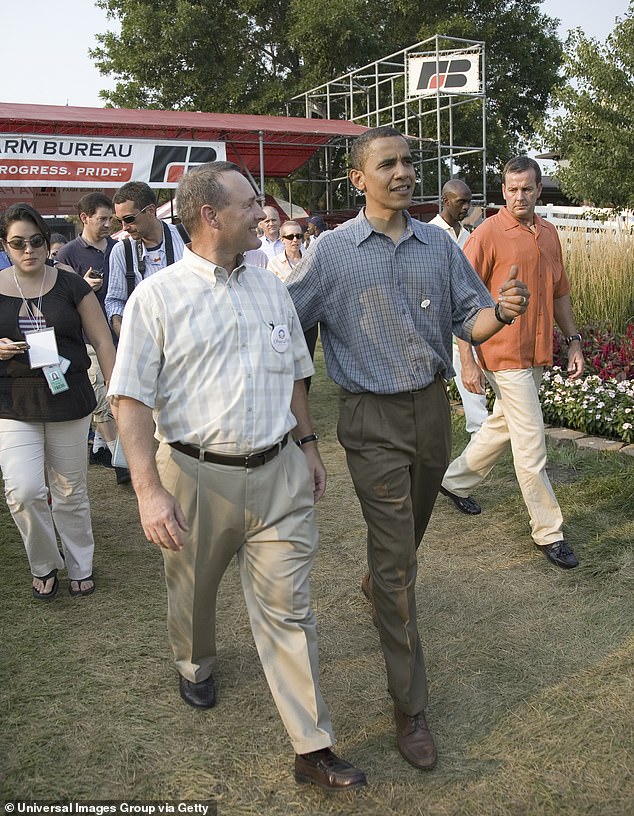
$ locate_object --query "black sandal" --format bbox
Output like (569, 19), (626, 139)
(68, 575), (95, 597)
(32, 569), (59, 601)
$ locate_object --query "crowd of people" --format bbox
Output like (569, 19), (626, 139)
(0, 126), (585, 792)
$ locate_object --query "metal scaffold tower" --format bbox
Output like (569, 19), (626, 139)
(288, 35), (487, 214)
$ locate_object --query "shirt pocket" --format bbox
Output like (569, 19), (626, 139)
(262, 319), (294, 374)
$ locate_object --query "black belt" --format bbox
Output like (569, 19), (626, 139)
(169, 434), (289, 469)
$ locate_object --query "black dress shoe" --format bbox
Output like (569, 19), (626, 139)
(179, 673), (216, 709)
(537, 541), (579, 569)
(90, 447), (113, 468)
(115, 466), (131, 485)
(295, 748), (367, 792)
(439, 486), (481, 515)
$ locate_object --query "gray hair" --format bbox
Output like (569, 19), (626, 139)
(176, 161), (241, 236)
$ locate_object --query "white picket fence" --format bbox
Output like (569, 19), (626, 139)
(535, 205), (634, 236)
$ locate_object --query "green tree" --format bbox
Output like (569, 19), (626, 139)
(542, 3), (634, 207)
(92, 0), (562, 201)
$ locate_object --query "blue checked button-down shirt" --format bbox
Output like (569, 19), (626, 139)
(108, 247), (313, 453)
(286, 209), (494, 394)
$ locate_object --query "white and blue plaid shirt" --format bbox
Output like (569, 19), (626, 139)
(109, 247), (312, 452)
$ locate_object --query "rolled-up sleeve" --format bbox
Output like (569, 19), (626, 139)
(107, 285), (163, 408)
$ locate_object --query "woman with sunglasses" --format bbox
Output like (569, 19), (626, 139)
(267, 221), (319, 390)
(0, 204), (116, 600)
(267, 221), (305, 282)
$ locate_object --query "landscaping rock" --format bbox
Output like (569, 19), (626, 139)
(545, 428), (587, 447)
(619, 444), (634, 458)
(575, 436), (625, 453)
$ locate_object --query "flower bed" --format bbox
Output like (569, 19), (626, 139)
(539, 368), (633, 444)
(552, 324), (634, 382)
(448, 323), (634, 444)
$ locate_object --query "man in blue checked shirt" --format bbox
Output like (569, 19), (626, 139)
(286, 126), (530, 772)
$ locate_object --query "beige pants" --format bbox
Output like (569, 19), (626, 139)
(87, 345), (114, 424)
(0, 415), (94, 579)
(156, 440), (335, 755)
(442, 367), (564, 546)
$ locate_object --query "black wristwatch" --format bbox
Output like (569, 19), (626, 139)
(296, 433), (319, 447)
(494, 302), (515, 326)
(565, 333), (582, 345)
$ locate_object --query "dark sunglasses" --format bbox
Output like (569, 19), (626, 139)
(6, 234), (47, 251)
(281, 233), (304, 240)
(117, 204), (151, 225)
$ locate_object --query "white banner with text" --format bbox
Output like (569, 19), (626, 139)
(0, 135), (226, 188)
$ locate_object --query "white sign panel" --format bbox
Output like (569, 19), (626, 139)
(408, 53), (480, 97)
(0, 135), (226, 188)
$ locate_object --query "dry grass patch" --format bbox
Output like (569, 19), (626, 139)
(1, 350), (633, 815)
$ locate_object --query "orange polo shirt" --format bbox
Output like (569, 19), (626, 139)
(464, 207), (570, 372)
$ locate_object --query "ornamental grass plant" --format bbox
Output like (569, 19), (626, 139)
(559, 229), (634, 335)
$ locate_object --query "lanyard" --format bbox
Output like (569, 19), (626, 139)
(13, 267), (47, 327)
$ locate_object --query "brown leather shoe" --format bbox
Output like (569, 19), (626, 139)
(360, 574), (379, 628)
(394, 704), (437, 769)
(295, 747), (367, 791)
(179, 673), (216, 709)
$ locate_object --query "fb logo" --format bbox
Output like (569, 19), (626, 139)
(417, 59), (471, 91)
(408, 55), (479, 96)
(149, 145), (219, 184)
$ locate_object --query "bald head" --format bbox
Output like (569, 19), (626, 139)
(440, 179), (472, 227)
(442, 179), (471, 201)
(259, 206), (280, 240)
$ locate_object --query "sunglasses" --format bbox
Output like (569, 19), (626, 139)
(117, 204), (152, 225)
(5, 234), (47, 251)
(281, 233), (304, 240)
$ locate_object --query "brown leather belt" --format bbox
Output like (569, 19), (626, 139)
(169, 434), (289, 469)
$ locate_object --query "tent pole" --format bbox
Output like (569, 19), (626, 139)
(258, 130), (265, 204)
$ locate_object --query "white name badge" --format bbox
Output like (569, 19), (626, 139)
(42, 364), (69, 394)
(270, 323), (290, 353)
(24, 327), (59, 368)
(112, 436), (129, 469)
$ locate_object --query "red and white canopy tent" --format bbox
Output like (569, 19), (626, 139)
(0, 102), (368, 215)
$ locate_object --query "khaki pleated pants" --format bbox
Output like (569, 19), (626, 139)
(156, 440), (335, 755)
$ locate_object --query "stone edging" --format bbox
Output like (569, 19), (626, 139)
(544, 427), (634, 457)
(451, 404), (634, 457)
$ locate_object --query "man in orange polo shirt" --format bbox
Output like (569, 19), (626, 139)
(439, 156), (584, 569)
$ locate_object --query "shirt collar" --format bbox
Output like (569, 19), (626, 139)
(182, 245), (247, 287)
(353, 208), (428, 246)
(78, 234), (115, 252)
(499, 205), (544, 233)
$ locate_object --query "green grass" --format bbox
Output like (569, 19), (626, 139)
(1, 349), (633, 816)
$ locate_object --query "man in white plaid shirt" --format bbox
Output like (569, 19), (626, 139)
(108, 162), (366, 793)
